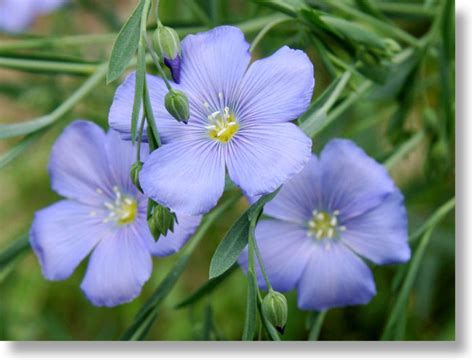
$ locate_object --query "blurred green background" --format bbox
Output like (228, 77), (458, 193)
(0, 0), (454, 340)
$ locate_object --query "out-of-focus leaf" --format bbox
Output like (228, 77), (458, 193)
(0, 130), (44, 169)
(175, 265), (237, 309)
(106, 0), (145, 83)
(320, 15), (386, 51)
(209, 189), (279, 279)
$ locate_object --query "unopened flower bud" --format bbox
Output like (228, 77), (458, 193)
(383, 38), (401, 56)
(153, 25), (181, 83)
(262, 291), (288, 334)
(130, 161), (143, 192)
(165, 89), (190, 123)
(148, 203), (177, 241)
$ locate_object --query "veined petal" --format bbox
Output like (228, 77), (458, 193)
(30, 200), (106, 281)
(342, 191), (410, 265)
(140, 139), (226, 215)
(319, 139), (396, 220)
(80, 225), (152, 307)
(49, 121), (113, 206)
(149, 214), (202, 256)
(179, 26), (250, 113)
(105, 129), (147, 195)
(297, 242), (376, 311)
(239, 220), (313, 292)
(226, 123), (312, 197)
(235, 46), (314, 124)
(263, 155), (321, 224)
(108, 72), (193, 144)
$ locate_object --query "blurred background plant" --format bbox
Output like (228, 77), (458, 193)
(0, 0), (454, 340)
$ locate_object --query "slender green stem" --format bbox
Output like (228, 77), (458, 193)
(185, 0), (211, 26)
(0, 129), (45, 169)
(377, 2), (435, 17)
(252, 234), (273, 291)
(384, 131), (426, 170)
(250, 17), (292, 52)
(0, 57), (98, 75)
(408, 197), (455, 243)
(308, 311), (327, 341)
(0, 33), (116, 52)
(0, 62), (108, 139)
(0, 233), (30, 269)
(136, 113), (146, 162)
(144, 33), (172, 91)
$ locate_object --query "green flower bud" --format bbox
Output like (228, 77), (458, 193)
(262, 291), (288, 334)
(148, 203), (177, 241)
(153, 25), (181, 61)
(383, 38), (401, 56)
(165, 89), (190, 123)
(130, 161), (143, 192)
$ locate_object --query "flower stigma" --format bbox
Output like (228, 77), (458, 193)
(307, 210), (346, 240)
(205, 103), (239, 143)
(101, 186), (138, 225)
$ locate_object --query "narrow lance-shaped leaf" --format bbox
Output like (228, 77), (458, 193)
(130, 41), (146, 144)
(209, 188), (280, 279)
(106, 0), (145, 83)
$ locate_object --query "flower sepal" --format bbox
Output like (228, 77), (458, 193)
(262, 290), (288, 334)
(148, 202), (178, 241)
(164, 89), (190, 123)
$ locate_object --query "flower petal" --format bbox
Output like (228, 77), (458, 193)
(105, 129), (147, 194)
(263, 155), (321, 224)
(319, 139), (396, 220)
(180, 26), (250, 114)
(342, 191), (410, 265)
(226, 122), (312, 197)
(49, 121), (114, 206)
(108, 72), (192, 144)
(0, 0), (35, 32)
(297, 242), (376, 311)
(30, 200), (105, 281)
(140, 139), (226, 215)
(235, 46), (314, 124)
(149, 214), (202, 256)
(239, 220), (313, 292)
(80, 225), (152, 307)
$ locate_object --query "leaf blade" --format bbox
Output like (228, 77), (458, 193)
(106, 0), (145, 83)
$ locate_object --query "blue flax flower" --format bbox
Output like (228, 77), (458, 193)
(0, 0), (67, 33)
(30, 121), (201, 307)
(240, 139), (411, 311)
(109, 26), (314, 215)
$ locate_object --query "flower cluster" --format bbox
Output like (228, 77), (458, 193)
(30, 26), (410, 310)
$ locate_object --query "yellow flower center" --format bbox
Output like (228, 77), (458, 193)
(206, 106), (239, 143)
(307, 210), (346, 240)
(101, 186), (138, 225)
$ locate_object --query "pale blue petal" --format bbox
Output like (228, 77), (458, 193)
(49, 121), (114, 206)
(319, 139), (396, 220)
(342, 191), (410, 265)
(179, 26), (250, 114)
(239, 220), (313, 292)
(105, 129), (147, 195)
(140, 139), (226, 215)
(263, 155), (321, 224)
(80, 225), (152, 307)
(297, 242), (376, 311)
(235, 46), (314, 124)
(226, 123), (312, 197)
(149, 214), (202, 256)
(30, 200), (106, 281)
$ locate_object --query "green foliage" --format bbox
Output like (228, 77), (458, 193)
(0, 0), (455, 341)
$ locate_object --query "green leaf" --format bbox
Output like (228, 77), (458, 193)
(242, 270), (258, 340)
(209, 189), (279, 279)
(320, 15), (387, 51)
(0, 233), (30, 270)
(106, 0), (145, 83)
(130, 42), (146, 144)
(175, 265), (237, 309)
(299, 71), (351, 137)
